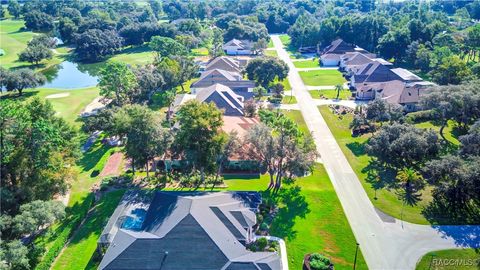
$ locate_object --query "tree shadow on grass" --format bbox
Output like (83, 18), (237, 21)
(0, 90), (39, 101)
(268, 185), (310, 241)
(78, 141), (112, 173)
(346, 141), (366, 157)
(422, 198), (480, 226)
(362, 159), (399, 193)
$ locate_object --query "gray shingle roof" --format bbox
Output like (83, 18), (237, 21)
(195, 84), (244, 116)
(99, 192), (280, 270)
(206, 57), (241, 73)
(353, 62), (402, 83)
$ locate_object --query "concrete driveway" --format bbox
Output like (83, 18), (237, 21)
(271, 34), (480, 270)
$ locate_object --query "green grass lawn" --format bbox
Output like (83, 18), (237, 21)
(191, 47), (209, 56)
(108, 45), (155, 66)
(293, 59), (320, 68)
(416, 249), (480, 270)
(268, 39), (274, 48)
(318, 105), (467, 224)
(265, 49), (278, 57)
(283, 109), (309, 134)
(282, 95), (297, 104)
(309, 89), (352, 100)
(279, 34), (291, 47)
(51, 190), (126, 270)
(0, 19), (67, 69)
(299, 70), (346, 86)
(414, 121), (460, 146)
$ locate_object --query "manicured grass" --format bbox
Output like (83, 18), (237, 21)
(414, 121), (460, 146)
(319, 105), (455, 224)
(0, 19), (67, 69)
(268, 39), (274, 48)
(191, 47), (209, 56)
(276, 164), (367, 270)
(416, 249), (480, 270)
(279, 34), (291, 47)
(176, 77), (199, 94)
(51, 190), (126, 270)
(283, 109), (309, 134)
(282, 95), (297, 104)
(108, 45), (154, 66)
(293, 59), (320, 68)
(299, 70), (346, 86)
(265, 49), (278, 57)
(309, 89), (352, 100)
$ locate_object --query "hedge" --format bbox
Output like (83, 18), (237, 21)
(34, 193), (95, 270)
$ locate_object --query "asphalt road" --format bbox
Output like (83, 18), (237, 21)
(270, 34), (480, 270)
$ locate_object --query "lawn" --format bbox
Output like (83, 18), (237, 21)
(268, 38), (274, 48)
(265, 49), (278, 57)
(279, 34), (291, 47)
(293, 59), (320, 68)
(272, 77), (291, 91)
(299, 70), (346, 86)
(416, 249), (480, 270)
(108, 45), (155, 66)
(318, 105), (466, 225)
(283, 109), (309, 134)
(51, 190), (126, 270)
(0, 19), (67, 69)
(309, 89), (352, 100)
(282, 95), (297, 104)
(191, 47), (209, 56)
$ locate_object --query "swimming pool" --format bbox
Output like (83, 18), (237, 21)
(121, 208), (147, 231)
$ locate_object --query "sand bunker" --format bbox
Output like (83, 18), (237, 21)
(45, 93), (70, 99)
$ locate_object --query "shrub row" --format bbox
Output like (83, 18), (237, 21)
(34, 194), (95, 270)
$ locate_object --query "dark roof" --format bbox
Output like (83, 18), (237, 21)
(99, 192), (280, 270)
(323, 39), (356, 54)
(196, 84), (244, 116)
(353, 62), (402, 84)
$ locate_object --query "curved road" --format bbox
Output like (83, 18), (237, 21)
(270, 35), (479, 270)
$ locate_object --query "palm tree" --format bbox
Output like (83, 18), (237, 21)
(396, 168), (425, 222)
(334, 84), (344, 100)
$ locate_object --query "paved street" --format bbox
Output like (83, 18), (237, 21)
(271, 34), (480, 270)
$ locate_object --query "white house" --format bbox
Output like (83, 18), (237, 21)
(223, 39), (254, 55)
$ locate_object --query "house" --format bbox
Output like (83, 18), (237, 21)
(223, 39), (254, 55)
(350, 61), (404, 89)
(98, 191), (283, 270)
(205, 56), (242, 73)
(356, 80), (434, 111)
(320, 39), (370, 66)
(191, 69), (256, 94)
(339, 53), (392, 75)
(174, 84), (245, 116)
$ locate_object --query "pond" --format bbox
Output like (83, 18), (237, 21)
(41, 61), (100, 89)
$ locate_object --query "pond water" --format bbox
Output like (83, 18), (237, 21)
(41, 61), (99, 89)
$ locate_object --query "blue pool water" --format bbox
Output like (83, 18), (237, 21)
(121, 208), (147, 231)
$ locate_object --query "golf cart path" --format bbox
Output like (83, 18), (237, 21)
(271, 34), (480, 270)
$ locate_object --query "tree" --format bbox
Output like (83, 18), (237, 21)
(395, 168), (425, 211)
(270, 83), (285, 98)
(252, 38), (268, 54)
(1, 98), (78, 215)
(172, 56), (199, 92)
(12, 200), (65, 237)
(58, 17), (78, 44)
(74, 29), (123, 62)
(245, 57), (289, 88)
(24, 11), (55, 32)
(246, 110), (317, 190)
(244, 99), (257, 117)
(28, 35), (56, 48)
(99, 62), (138, 106)
(174, 100), (226, 183)
(334, 84), (343, 100)
(149, 36), (187, 59)
(132, 65), (165, 103)
(7, 0), (21, 19)
(215, 131), (241, 183)
(2, 68), (46, 96)
(18, 45), (53, 65)
(421, 84), (480, 140)
(252, 86), (266, 100)
(2, 240), (29, 269)
(459, 120), (480, 156)
(366, 123), (440, 169)
(423, 155), (480, 215)
(112, 105), (171, 176)
(377, 28), (411, 61)
(430, 56), (472, 85)
(365, 99), (404, 124)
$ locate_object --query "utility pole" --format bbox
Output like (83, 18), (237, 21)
(353, 243), (359, 270)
